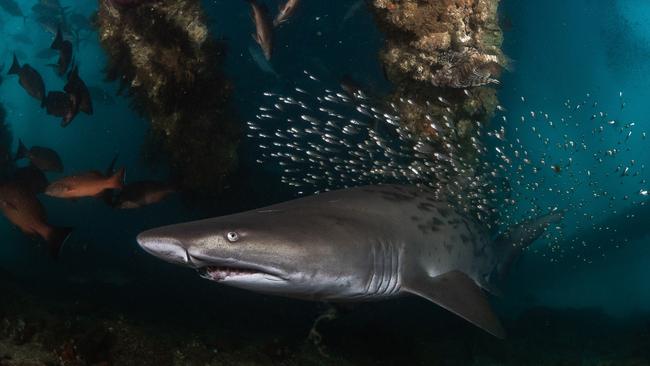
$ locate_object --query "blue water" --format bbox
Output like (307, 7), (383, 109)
(499, 0), (650, 315)
(1, 0), (650, 364)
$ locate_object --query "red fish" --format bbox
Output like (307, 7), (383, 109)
(0, 182), (72, 258)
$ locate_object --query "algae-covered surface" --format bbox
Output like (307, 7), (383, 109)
(370, 0), (506, 141)
(97, 0), (240, 194)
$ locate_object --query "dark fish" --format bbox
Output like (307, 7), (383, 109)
(114, 181), (175, 209)
(15, 139), (64, 173)
(32, 0), (67, 24)
(0, 0), (23, 18)
(34, 14), (69, 36)
(273, 0), (300, 27)
(0, 181), (72, 258)
(13, 165), (49, 194)
(248, 0), (273, 60)
(50, 27), (73, 76)
(43, 91), (79, 127)
(64, 66), (93, 115)
(45, 168), (125, 199)
(7, 54), (46, 105)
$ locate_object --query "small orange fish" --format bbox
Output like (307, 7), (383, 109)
(46, 168), (125, 199)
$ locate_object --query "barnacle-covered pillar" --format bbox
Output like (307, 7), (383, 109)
(371, 0), (507, 220)
(371, 0), (506, 149)
(97, 0), (240, 193)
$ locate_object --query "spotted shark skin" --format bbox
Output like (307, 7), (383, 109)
(137, 185), (561, 338)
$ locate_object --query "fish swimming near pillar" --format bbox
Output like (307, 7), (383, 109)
(137, 184), (562, 338)
(7, 54), (46, 105)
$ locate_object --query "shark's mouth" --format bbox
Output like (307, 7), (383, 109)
(196, 264), (287, 283)
(198, 266), (262, 281)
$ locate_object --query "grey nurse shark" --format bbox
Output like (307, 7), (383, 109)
(137, 185), (561, 338)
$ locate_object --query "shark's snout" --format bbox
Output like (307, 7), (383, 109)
(137, 231), (190, 266)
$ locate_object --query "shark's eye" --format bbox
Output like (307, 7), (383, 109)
(226, 232), (240, 242)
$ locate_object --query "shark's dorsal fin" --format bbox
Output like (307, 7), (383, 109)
(403, 270), (506, 339)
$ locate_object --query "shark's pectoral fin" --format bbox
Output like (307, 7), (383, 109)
(403, 270), (506, 339)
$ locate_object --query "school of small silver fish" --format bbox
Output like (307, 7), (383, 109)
(247, 73), (647, 263)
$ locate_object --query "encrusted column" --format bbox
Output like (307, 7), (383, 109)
(372, 0), (506, 153)
(97, 0), (240, 193)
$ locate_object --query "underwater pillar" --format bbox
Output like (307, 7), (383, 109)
(371, 0), (507, 144)
(97, 0), (240, 194)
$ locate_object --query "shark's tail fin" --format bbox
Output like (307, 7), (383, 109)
(495, 210), (564, 279)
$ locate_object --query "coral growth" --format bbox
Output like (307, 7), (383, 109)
(369, 0), (506, 217)
(97, 0), (240, 194)
(370, 0), (506, 148)
(373, 0), (506, 89)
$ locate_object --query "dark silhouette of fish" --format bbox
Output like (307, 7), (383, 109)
(32, 0), (68, 34)
(50, 27), (73, 76)
(114, 181), (175, 209)
(64, 66), (93, 115)
(15, 139), (64, 173)
(7, 54), (46, 105)
(13, 165), (49, 195)
(0, 0), (24, 18)
(0, 181), (72, 258)
(34, 14), (70, 36)
(248, 0), (273, 60)
(43, 91), (79, 127)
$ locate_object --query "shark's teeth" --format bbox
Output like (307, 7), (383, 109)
(199, 266), (258, 281)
